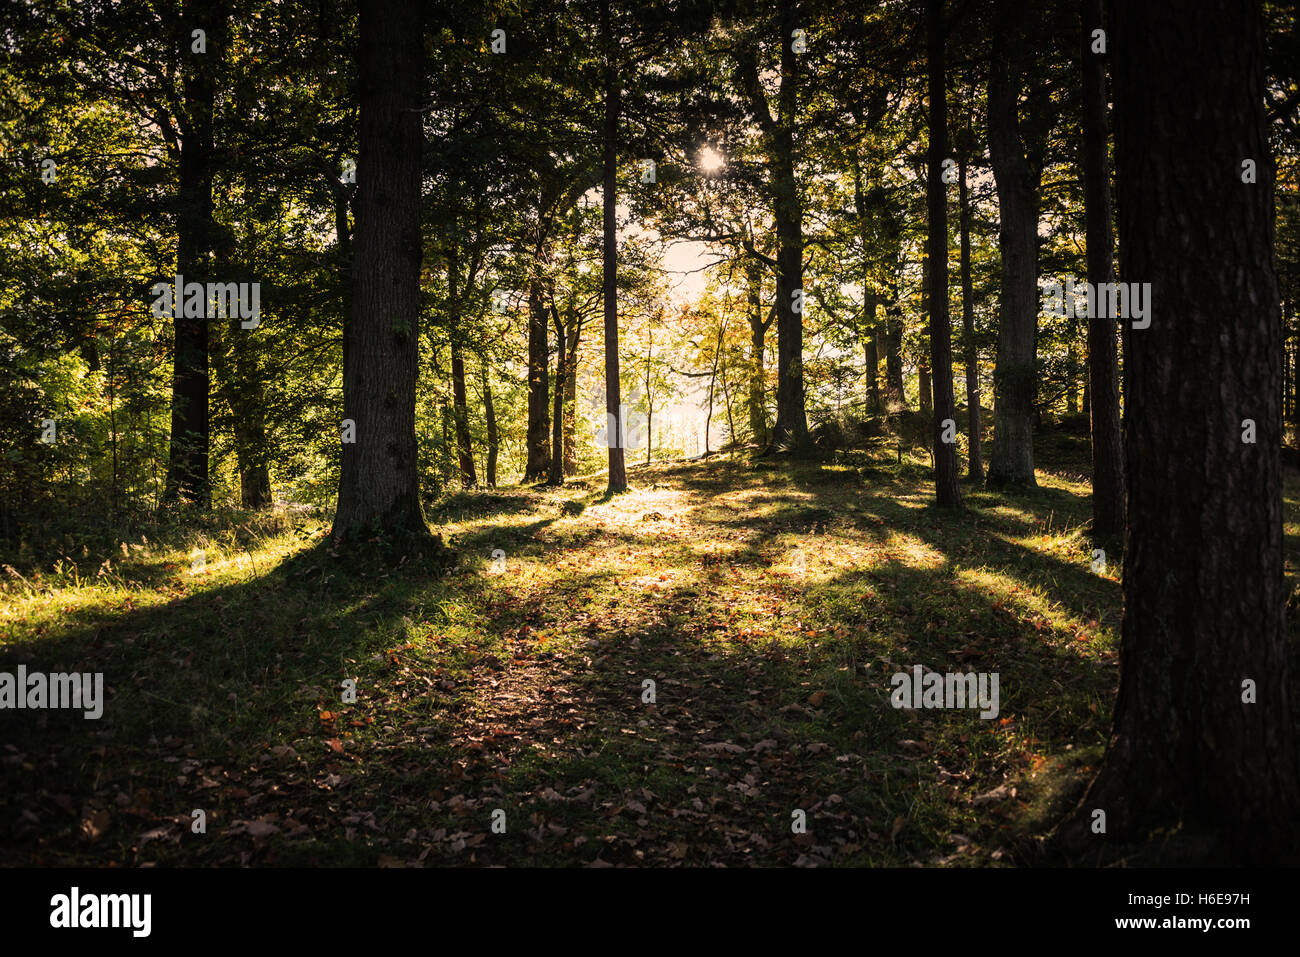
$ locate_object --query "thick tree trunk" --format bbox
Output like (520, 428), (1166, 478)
(331, 0), (428, 541)
(602, 0), (627, 493)
(480, 361), (498, 488)
(524, 262), (551, 482)
(927, 0), (960, 507)
(164, 4), (218, 507)
(1058, 0), (1300, 863)
(958, 155), (983, 482)
(1081, 0), (1124, 536)
(985, 0), (1040, 489)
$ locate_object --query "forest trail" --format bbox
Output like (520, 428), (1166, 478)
(3, 452), (1134, 866)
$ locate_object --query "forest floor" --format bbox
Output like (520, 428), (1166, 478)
(4, 433), (1298, 867)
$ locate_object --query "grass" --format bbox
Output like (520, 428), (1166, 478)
(2, 438), (1297, 867)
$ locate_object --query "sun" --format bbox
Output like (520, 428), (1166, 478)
(697, 146), (725, 174)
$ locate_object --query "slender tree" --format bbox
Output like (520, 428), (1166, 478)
(927, 0), (961, 507)
(1080, 0), (1124, 536)
(957, 153), (982, 481)
(602, 0), (628, 492)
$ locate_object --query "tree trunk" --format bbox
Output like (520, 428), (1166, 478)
(480, 361), (498, 488)
(865, 291), (880, 413)
(564, 323), (580, 474)
(926, 0), (961, 508)
(864, 336), (878, 412)
(1081, 0), (1124, 536)
(164, 3), (218, 508)
(331, 0), (428, 542)
(769, 0), (810, 453)
(1058, 0), (1300, 863)
(919, 362), (933, 417)
(958, 155), (983, 482)
(524, 259), (551, 482)
(884, 296), (905, 406)
(985, 0), (1040, 489)
(602, 0), (627, 493)
(450, 339), (476, 488)
(548, 306), (567, 485)
(746, 257), (769, 444)
(231, 346), (272, 508)
(1287, 298), (1297, 424)
(446, 252), (477, 489)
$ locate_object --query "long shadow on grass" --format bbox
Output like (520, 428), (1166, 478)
(0, 536), (466, 865)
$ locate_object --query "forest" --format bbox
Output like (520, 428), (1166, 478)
(1, 0), (1298, 873)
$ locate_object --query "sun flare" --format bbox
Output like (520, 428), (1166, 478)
(697, 146), (725, 173)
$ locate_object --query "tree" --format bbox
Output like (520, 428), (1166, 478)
(1057, 0), (1300, 863)
(1079, 0), (1124, 536)
(332, 0), (427, 541)
(163, 1), (225, 507)
(984, 0), (1046, 489)
(927, 0), (961, 507)
(601, 0), (628, 492)
(732, 0), (812, 453)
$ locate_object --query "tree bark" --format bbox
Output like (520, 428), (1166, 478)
(524, 254), (551, 482)
(1081, 0), (1124, 536)
(1284, 299), (1294, 421)
(769, 0), (809, 452)
(480, 360), (498, 488)
(735, 1), (809, 453)
(602, 0), (627, 493)
(331, 0), (428, 541)
(865, 333), (879, 413)
(446, 251), (477, 489)
(1058, 0), (1300, 863)
(564, 322), (580, 475)
(884, 295), (905, 407)
(985, 0), (1041, 489)
(958, 154), (983, 481)
(164, 3), (218, 507)
(450, 339), (476, 488)
(548, 304), (567, 485)
(745, 257), (770, 445)
(926, 0), (960, 507)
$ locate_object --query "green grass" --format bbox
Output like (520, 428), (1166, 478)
(2, 442), (1297, 867)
